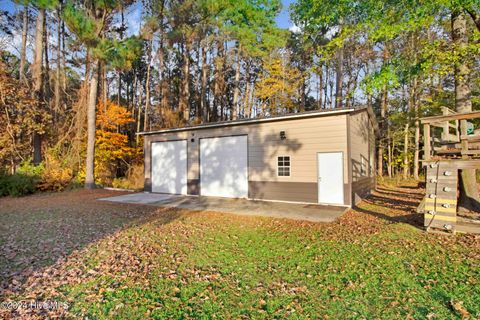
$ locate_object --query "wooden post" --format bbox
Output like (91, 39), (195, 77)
(441, 107), (449, 141)
(424, 123), (431, 160)
(454, 120), (459, 141)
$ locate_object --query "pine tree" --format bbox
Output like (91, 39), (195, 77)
(63, 0), (141, 189)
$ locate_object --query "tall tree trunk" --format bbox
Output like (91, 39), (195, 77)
(377, 83), (387, 177)
(85, 59), (99, 189)
(318, 63), (323, 109)
(243, 62), (251, 118)
(213, 40), (225, 122)
(116, 71), (121, 105)
(33, 9), (44, 93)
(329, 63), (335, 109)
(143, 40), (153, 132)
(413, 119), (420, 179)
(300, 76), (306, 112)
(101, 63), (107, 105)
(72, 51), (90, 169)
(32, 8), (45, 165)
(180, 40), (191, 122)
(200, 42), (208, 122)
(232, 43), (241, 120)
(54, 9), (62, 122)
(403, 122), (410, 179)
(387, 135), (392, 178)
(43, 15), (51, 102)
(116, 5), (125, 106)
(61, 20), (67, 110)
(158, 33), (167, 126)
(136, 79), (143, 144)
(335, 46), (343, 109)
(323, 62), (329, 108)
(155, 0), (167, 127)
(250, 80), (256, 117)
(19, 7), (28, 83)
(377, 46), (389, 178)
(413, 77), (420, 180)
(452, 10), (480, 211)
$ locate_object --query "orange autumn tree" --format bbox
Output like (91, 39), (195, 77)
(95, 100), (137, 185)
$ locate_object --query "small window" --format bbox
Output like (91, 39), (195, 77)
(361, 156), (367, 176)
(278, 156), (291, 177)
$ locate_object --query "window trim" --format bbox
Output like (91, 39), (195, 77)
(277, 155), (291, 177)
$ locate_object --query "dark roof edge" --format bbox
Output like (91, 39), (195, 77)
(138, 107), (360, 136)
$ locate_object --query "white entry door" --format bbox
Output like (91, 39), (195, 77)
(151, 140), (187, 194)
(200, 135), (248, 198)
(317, 152), (344, 205)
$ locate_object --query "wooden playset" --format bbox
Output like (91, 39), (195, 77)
(418, 107), (480, 234)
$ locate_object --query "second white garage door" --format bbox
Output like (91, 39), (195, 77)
(200, 135), (248, 198)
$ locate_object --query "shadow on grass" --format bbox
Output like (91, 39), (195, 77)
(354, 184), (425, 230)
(375, 186), (424, 200)
(367, 193), (421, 208)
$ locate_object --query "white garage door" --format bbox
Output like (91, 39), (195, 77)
(151, 140), (187, 195)
(200, 135), (248, 198)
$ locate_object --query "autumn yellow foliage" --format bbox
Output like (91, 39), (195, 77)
(255, 58), (303, 114)
(95, 101), (140, 185)
(38, 152), (73, 191)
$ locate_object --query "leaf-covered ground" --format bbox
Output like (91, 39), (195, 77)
(0, 184), (479, 319)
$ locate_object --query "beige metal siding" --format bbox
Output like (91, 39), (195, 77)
(144, 113), (350, 204)
(349, 111), (376, 204)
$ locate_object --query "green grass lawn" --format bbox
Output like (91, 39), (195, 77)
(1, 185), (479, 319)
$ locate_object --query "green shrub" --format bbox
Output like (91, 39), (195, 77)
(17, 160), (44, 177)
(0, 160), (42, 197)
(0, 172), (38, 197)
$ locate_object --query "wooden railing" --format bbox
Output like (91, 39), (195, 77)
(421, 109), (480, 160)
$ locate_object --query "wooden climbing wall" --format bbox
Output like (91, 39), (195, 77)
(424, 161), (458, 232)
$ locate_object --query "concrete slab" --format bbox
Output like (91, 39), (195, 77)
(99, 193), (347, 223)
(99, 192), (182, 204)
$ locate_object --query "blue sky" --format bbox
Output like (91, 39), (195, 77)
(276, 0), (296, 29)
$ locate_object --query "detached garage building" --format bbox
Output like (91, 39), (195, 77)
(140, 107), (378, 207)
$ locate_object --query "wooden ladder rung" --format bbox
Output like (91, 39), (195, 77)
(460, 134), (480, 142)
(462, 149), (480, 155)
